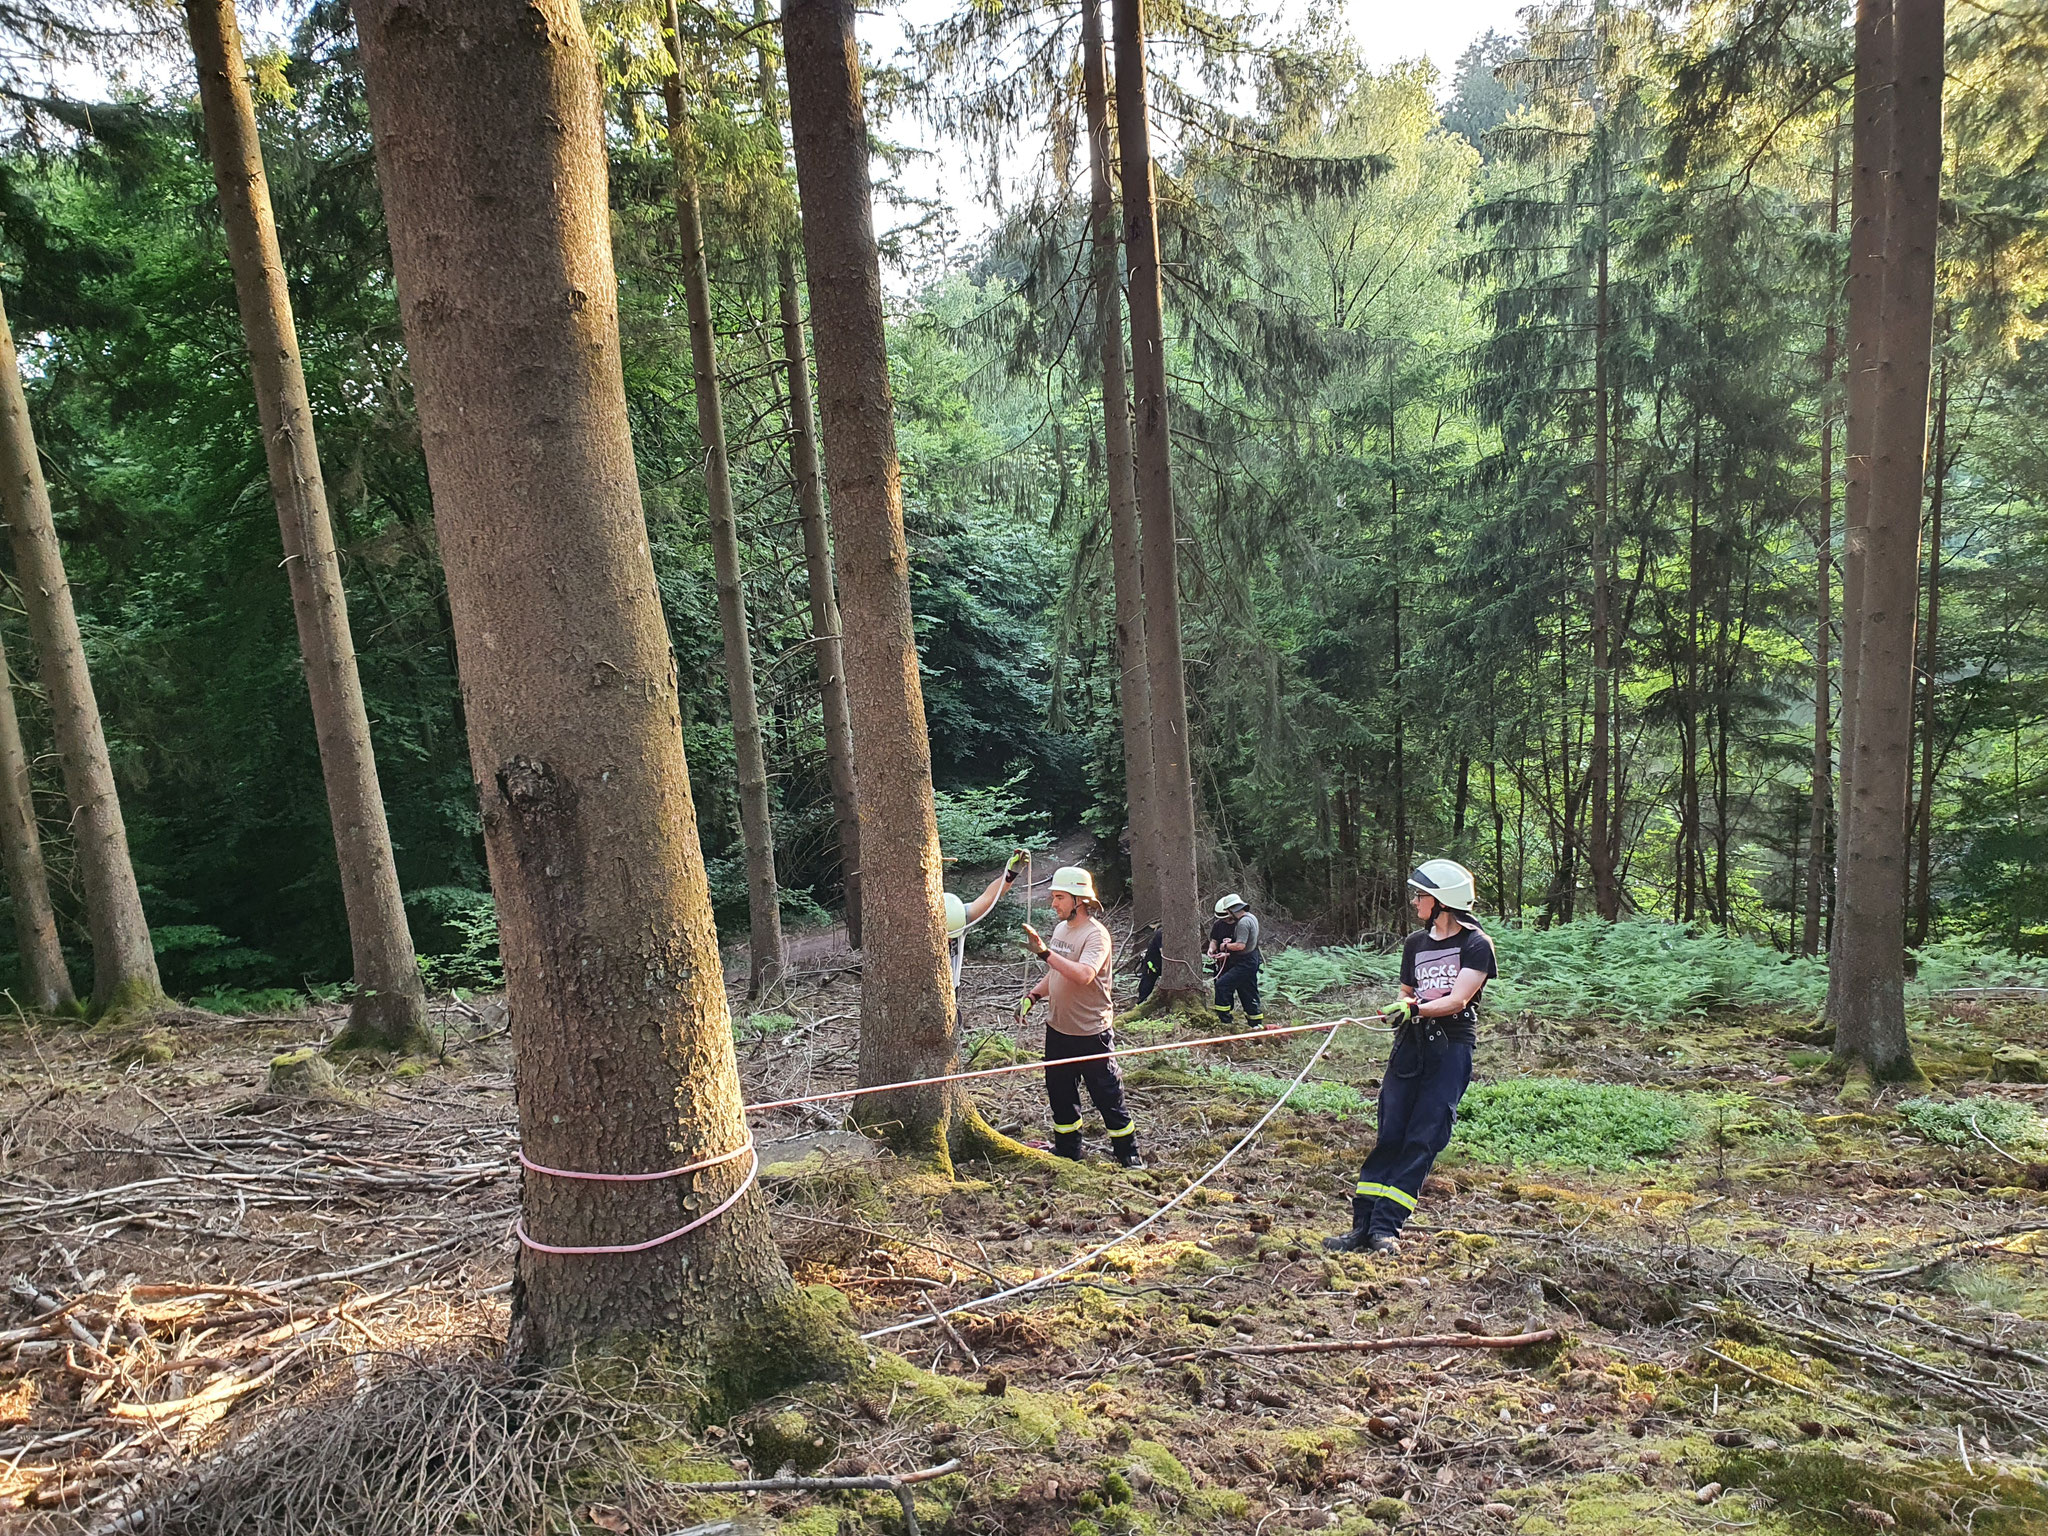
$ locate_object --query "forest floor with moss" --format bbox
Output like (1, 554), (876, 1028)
(4, 931), (2048, 1535)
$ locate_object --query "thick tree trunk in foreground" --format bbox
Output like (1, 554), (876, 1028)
(758, 34), (861, 950)
(665, 12), (783, 999)
(1835, 0), (1939, 1085)
(0, 630), (73, 1012)
(1082, 0), (1158, 929)
(1803, 145), (1842, 960)
(355, 0), (827, 1380)
(783, 0), (1018, 1168)
(188, 0), (430, 1052)
(0, 294), (163, 1018)
(1112, 0), (1203, 1002)
(1829, 0), (1892, 1020)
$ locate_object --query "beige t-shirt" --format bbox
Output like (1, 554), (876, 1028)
(1046, 915), (1113, 1036)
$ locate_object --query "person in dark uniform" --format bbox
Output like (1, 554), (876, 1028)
(1210, 894), (1264, 1029)
(1325, 859), (1497, 1256)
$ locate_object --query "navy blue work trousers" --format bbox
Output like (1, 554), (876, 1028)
(1352, 1024), (1473, 1237)
(1213, 954), (1263, 1024)
(1044, 1026), (1134, 1147)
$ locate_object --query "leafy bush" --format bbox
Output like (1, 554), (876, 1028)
(932, 769), (1050, 869)
(151, 924), (286, 997)
(1261, 946), (1400, 1005)
(1898, 1096), (2048, 1150)
(1450, 1078), (1700, 1169)
(1907, 939), (2048, 995)
(407, 887), (503, 992)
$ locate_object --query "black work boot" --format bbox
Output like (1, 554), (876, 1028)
(1052, 1128), (1085, 1161)
(1322, 1226), (1374, 1253)
(1111, 1135), (1145, 1171)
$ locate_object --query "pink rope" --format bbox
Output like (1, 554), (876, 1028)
(513, 1146), (759, 1256)
(743, 1016), (1369, 1115)
(518, 1140), (752, 1183)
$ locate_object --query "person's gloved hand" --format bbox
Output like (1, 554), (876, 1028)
(1015, 993), (1036, 1025)
(1004, 847), (1027, 882)
(1380, 997), (1417, 1024)
(1022, 922), (1049, 960)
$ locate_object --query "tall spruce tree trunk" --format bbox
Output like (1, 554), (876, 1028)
(0, 629), (73, 1011)
(0, 293), (163, 1018)
(757, 34), (861, 950)
(1803, 144), (1842, 959)
(1909, 348), (1947, 947)
(353, 0), (824, 1376)
(782, 0), (1018, 1168)
(1835, 0), (1940, 1086)
(187, 0), (430, 1052)
(1082, 0), (1158, 928)
(1111, 0), (1203, 1001)
(1588, 149), (1618, 921)
(664, 10), (783, 999)
(1829, 0), (1893, 1018)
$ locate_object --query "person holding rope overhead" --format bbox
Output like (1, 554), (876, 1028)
(1020, 866), (1144, 1169)
(1209, 893), (1264, 1029)
(943, 848), (1029, 985)
(1325, 859), (1496, 1256)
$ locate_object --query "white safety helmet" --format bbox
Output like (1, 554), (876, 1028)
(1407, 858), (1477, 915)
(1214, 893), (1248, 916)
(943, 892), (968, 938)
(1048, 866), (1099, 904)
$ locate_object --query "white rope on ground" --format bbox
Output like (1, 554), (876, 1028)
(859, 1014), (1354, 1341)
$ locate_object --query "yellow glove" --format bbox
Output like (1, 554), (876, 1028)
(1016, 994), (1036, 1025)
(1004, 848), (1027, 881)
(1380, 997), (1417, 1024)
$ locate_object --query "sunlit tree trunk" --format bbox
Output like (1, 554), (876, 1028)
(757, 31), (861, 949)
(1909, 343), (1948, 948)
(354, 0), (821, 1374)
(1082, 0), (1158, 928)
(1835, 0), (1939, 1085)
(783, 0), (1020, 1167)
(1829, 0), (1892, 1019)
(187, 0), (429, 1050)
(0, 294), (163, 1019)
(1112, 0), (1203, 1002)
(1803, 141), (1842, 959)
(0, 629), (72, 1012)
(664, 4), (783, 999)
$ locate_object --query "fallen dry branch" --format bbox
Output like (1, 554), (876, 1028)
(1154, 1328), (1558, 1365)
(668, 1459), (962, 1536)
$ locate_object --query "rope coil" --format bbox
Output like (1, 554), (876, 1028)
(513, 1145), (760, 1256)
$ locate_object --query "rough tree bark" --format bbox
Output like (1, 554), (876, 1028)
(1829, 0), (1892, 1020)
(783, 0), (1022, 1168)
(664, 3), (783, 999)
(1834, 0), (1940, 1087)
(0, 293), (164, 1019)
(1112, 0), (1203, 1003)
(1802, 140), (1841, 959)
(353, 0), (842, 1382)
(757, 28), (861, 949)
(187, 0), (430, 1052)
(1082, 0), (1158, 928)
(0, 629), (74, 1012)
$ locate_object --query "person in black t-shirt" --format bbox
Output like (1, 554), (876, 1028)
(1324, 858), (1497, 1256)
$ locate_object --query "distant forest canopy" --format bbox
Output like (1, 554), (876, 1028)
(0, 0), (2042, 1006)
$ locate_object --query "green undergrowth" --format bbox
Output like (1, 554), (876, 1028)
(1261, 921), (2048, 1024)
(1452, 1078), (1702, 1169)
(1711, 1446), (2048, 1534)
(1898, 1095), (2048, 1150)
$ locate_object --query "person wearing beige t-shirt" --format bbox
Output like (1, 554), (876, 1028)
(1019, 865), (1142, 1169)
